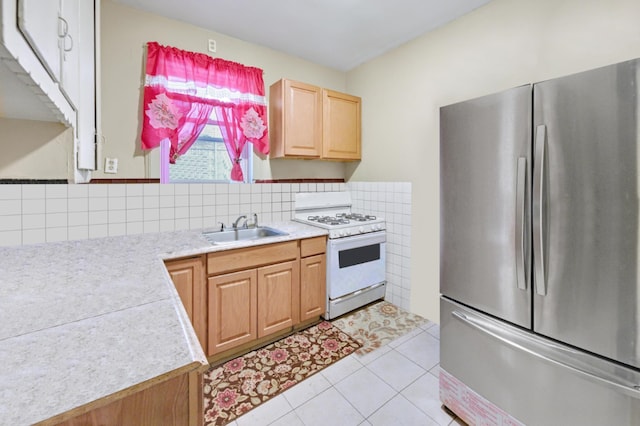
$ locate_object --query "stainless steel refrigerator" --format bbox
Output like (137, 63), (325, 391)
(440, 58), (640, 425)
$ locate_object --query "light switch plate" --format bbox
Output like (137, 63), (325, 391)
(104, 158), (118, 174)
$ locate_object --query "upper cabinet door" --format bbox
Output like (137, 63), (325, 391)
(322, 89), (361, 160)
(18, 0), (62, 82)
(58, 0), (80, 109)
(75, 0), (97, 170)
(284, 80), (322, 157)
(268, 79), (323, 158)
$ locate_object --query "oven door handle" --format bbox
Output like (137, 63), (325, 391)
(328, 231), (386, 249)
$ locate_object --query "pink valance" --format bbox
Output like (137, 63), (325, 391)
(140, 41), (269, 181)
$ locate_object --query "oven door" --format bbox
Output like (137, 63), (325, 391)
(326, 231), (386, 299)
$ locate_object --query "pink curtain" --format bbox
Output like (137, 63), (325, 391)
(141, 42), (269, 180)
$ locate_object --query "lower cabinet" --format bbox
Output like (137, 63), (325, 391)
(300, 254), (326, 321)
(300, 236), (327, 321)
(208, 269), (257, 354)
(165, 256), (207, 353)
(206, 241), (300, 357)
(257, 260), (300, 337)
(50, 369), (202, 426)
(166, 237), (327, 360)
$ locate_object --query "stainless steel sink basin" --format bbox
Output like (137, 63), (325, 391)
(202, 226), (288, 244)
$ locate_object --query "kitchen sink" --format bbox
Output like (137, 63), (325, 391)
(202, 226), (288, 245)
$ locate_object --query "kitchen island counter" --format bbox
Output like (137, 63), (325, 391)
(0, 221), (326, 425)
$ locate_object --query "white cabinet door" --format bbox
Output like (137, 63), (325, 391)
(59, 0), (79, 109)
(76, 0), (96, 170)
(17, 0), (61, 82)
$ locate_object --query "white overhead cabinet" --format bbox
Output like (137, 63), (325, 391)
(57, 0), (81, 109)
(0, 0), (98, 179)
(17, 0), (62, 83)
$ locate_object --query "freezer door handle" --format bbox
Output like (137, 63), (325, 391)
(533, 125), (547, 296)
(515, 157), (528, 290)
(451, 309), (640, 399)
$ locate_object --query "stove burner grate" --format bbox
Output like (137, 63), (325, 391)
(334, 213), (378, 222)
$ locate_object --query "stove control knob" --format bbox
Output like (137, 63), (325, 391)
(339, 230), (345, 237)
(359, 226), (364, 233)
(346, 230), (352, 236)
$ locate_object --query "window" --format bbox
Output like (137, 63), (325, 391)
(141, 42), (269, 183)
(165, 121), (253, 183)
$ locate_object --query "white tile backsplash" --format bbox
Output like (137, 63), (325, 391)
(347, 181), (412, 311)
(21, 185), (44, 199)
(22, 199), (45, 215)
(107, 184), (126, 197)
(0, 230), (21, 246)
(0, 182), (412, 309)
(46, 185), (67, 199)
(0, 199), (21, 215)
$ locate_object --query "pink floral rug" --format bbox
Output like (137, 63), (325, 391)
(202, 321), (361, 425)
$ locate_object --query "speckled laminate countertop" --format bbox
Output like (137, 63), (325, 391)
(0, 221), (327, 425)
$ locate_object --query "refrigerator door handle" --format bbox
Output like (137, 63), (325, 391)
(515, 157), (527, 290)
(451, 309), (640, 399)
(533, 125), (547, 296)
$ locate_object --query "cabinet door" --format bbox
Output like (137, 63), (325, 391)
(17, 0), (62, 82)
(208, 270), (257, 355)
(283, 80), (322, 157)
(165, 257), (207, 353)
(257, 260), (299, 337)
(75, 0), (96, 170)
(59, 0), (80, 108)
(322, 89), (361, 160)
(300, 254), (326, 321)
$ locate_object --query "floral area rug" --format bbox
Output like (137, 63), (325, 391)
(331, 301), (429, 354)
(202, 321), (361, 425)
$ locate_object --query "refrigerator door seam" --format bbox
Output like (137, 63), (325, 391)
(515, 157), (528, 290)
(533, 124), (547, 296)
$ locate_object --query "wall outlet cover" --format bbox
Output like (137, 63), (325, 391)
(104, 158), (118, 174)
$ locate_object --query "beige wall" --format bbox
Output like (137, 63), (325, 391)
(0, 118), (72, 179)
(98, 0), (349, 180)
(345, 0), (640, 321)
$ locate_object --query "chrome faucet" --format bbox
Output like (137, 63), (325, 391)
(251, 213), (258, 228)
(232, 215), (247, 230)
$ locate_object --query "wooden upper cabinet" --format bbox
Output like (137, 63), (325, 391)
(269, 78), (361, 161)
(270, 79), (322, 158)
(165, 256), (207, 353)
(323, 89), (361, 160)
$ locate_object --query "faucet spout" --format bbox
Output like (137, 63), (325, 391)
(232, 215), (247, 229)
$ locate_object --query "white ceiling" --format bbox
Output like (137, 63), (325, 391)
(114, 0), (492, 71)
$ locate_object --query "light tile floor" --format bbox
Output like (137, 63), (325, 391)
(226, 320), (464, 426)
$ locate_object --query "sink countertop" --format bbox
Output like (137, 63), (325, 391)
(0, 221), (327, 425)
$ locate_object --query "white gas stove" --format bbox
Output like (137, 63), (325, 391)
(293, 192), (386, 239)
(294, 192), (387, 319)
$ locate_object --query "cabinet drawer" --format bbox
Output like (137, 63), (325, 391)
(207, 241), (298, 275)
(300, 236), (326, 257)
